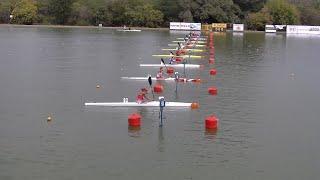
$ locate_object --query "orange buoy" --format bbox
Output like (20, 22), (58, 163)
(154, 83), (164, 93)
(210, 69), (217, 76)
(166, 67), (175, 74)
(191, 102), (200, 109)
(205, 115), (218, 129)
(208, 86), (218, 95)
(128, 113), (141, 127)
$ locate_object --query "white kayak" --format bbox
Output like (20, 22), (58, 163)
(85, 101), (192, 107)
(121, 77), (201, 82)
(177, 37), (207, 41)
(168, 44), (205, 47)
(117, 29), (141, 32)
(152, 55), (202, 59)
(172, 40), (206, 44)
(162, 48), (204, 52)
(139, 63), (201, 68)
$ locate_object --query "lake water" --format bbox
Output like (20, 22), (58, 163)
(0, 27), (320, 180)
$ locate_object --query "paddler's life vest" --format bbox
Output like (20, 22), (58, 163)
(156, 72), (163, 79)
(136, 93), (144, 103)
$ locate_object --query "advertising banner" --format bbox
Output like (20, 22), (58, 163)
(170, 22), (181, 30)
(170, 22), (202, 31)
(233, 24), (244, 32)
(287, 25), (320, 35)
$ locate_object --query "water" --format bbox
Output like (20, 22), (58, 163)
(0, 27), (320, 180)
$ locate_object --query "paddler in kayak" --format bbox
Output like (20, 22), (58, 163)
(156, 67), (165, 79)
(136, 88), (150, 104)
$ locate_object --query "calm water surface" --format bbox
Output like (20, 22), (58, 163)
(0, 27), (320, 180)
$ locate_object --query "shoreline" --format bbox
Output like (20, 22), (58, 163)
(0, 24), (275, 33)
(0, 24), (169, 31)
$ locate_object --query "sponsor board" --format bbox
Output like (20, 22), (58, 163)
(287, 25), (320, 35)
(212, 23), (227, 32)
(170, 22), (201, 31)
(233, 24), (244, 32)
(265, 25), (287, 33)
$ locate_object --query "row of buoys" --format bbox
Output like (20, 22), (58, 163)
(206, 32), (219, 130)
(128, 112), (218, 129)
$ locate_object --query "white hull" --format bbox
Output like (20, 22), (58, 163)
(140, 63), (201, 68)
(162, 48), (204, 52)
(85, 101), (192, 107)
(117, 29), (141, 32)
(121, 77), (200, 82)
(168, 44), (205, 47)
(177, 37), (207, 41)
(172, 40), (206, 44)
(152, 55), (202, 59)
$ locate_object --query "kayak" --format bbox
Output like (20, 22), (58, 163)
(162, 48), (204, 52)
(168, 44), (206, 47)
(121, 77), (201, 82)
(85, 101), (193, 107)
(139, 63), (201, 68)
(177, 37), (207, 41)
(172, 40), (206, 44)
(152, 55), (202, 59)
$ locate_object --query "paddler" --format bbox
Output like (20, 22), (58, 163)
(168, 56), (175, 64)
(156, 67), (164, 79)
(136, 88), (150, 104)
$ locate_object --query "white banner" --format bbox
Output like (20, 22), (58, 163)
(170, 22), (201, 31)
(287, 25), (320, 35)
(170, 22), (181, 30)
(233, 24), (244, 32)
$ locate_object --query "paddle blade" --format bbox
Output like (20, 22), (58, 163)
(161, 58), (166, 65)
(148, 76), (152, 86)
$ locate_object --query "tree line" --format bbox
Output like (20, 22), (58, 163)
(0, 0), (319, 29)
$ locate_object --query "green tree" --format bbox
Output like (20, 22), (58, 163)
(233, 0), (266, 13)
(69, 1), (92, 25)
(125, 4), (163, 27)
(48, 0), (73, 24)
(247, 7), (272, 30)
(157, 0), (181, 23)
(93, 7), (113, 26)
(11, 0), (37, 24)
(298, 5), (320, 25)
(267, 0), (300, 24)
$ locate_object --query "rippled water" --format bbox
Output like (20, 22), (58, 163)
(0, 27), (320, 180)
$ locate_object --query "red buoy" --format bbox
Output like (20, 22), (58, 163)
(205, 115), (218, 129)
(175, 57), (182, 62)
(154, 83), (164, 93)
(166, 67), (175, 74)
(209, 60), (214, 64)
(210, 69), (217, 76)
(128, 113), (141, 127)
(208, 87), (218, 95)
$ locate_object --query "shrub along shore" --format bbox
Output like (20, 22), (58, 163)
(0, 0), (319, 30)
